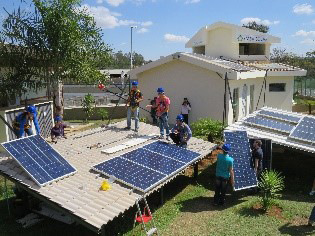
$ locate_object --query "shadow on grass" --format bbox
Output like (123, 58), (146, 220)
(278, 223), (314, 236)
(237, 205), (264, 218)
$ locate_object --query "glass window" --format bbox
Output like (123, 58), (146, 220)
(232, 88), (239, 121)
(269, 83), (286, 92)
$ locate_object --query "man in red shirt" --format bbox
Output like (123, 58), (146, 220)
(155, 87), (170, 140)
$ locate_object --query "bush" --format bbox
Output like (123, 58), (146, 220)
(98, 108), (109, 121)
(258, 170), (285, 211)
(190, 118), (225, 142)
(82, 93), (95, 122)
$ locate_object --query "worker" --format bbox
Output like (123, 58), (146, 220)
(213, 143), (234, 206)
(170, 114), (192, 148)
(250, 139), (263, 193)
(155, 87), (170, 140)
(124, 81), (143, 132)
(51, 116), (67, 142)
(13, 105), (40, 138)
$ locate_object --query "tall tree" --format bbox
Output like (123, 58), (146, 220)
(0, 0), (111, 110)
(242, 21), (269, 33)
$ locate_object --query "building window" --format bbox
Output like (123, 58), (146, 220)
(239, 43), (265, 55)
(269, 83), (286, 92)
(232, 88), (239, 121)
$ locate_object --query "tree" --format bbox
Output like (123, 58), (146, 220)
(0, 0), (111, 110)
(82, 93), (95, 122)
(242, 21), (269, 33)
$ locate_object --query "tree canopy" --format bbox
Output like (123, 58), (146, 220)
(242, 21), (269, 33)
(0, 0), (111, 106)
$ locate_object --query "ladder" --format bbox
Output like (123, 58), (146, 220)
(132, 196), (159, 236)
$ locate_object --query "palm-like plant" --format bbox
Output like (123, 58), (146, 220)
(258, 170), (285, 211)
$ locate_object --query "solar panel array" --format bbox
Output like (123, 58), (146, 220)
(224, 130), (257, 191)
(289, 116), (315, 143)
(92, 141), (200, 192)
(244, 116), (295, 133)
(257, 109), (301, 123)
(1, 135), (76, 186)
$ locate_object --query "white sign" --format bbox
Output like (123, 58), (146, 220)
(237, 35), (268, 43)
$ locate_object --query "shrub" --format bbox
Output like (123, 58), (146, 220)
(258, 170), (285, 211)
(82, 93), (95, 122)
(190, 118), (225, 142)
(98, 108), (109, 121)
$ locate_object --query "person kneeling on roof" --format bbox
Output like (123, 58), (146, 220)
(169, 114), (192, 148)
(13, 105), (40, 138)
(51, 116), (67, 143)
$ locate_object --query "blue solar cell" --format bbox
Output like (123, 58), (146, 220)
(244, 116), (295, 133)
(121, 148), (186, 175)
(289, 116), (315, 142)
(142, 141), (200, 163)
(257, 109), (301, 123)
(93, 157), (166, 192)
(224, 131), (257, 191)
(1, 135), (76, 186)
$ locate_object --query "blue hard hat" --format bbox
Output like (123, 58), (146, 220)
(176, 114), (184, 121)
(222, 144), (231, 152)
(132, 81), (138, 86)
(54, 115), (62, 122)
(26, 105), (36, 114)
(157, 87), (164, 93)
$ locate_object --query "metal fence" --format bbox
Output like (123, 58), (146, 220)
(294, 77), (315, 97)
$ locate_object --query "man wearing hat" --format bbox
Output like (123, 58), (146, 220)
(170, 114), (192, 148)
(154, 87), (171, 140)
(125, 81), (143, 132)
(51, 116), (67, 142)
(13, 105), (41, 138)
(213, 143), (234, 206)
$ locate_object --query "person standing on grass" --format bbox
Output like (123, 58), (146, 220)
(181, 98), (191, 124)
(124, 81), (143, 132)
(151, 87), (170, 140)
(251, 139), (263, 193)
(213, 143), (234, 206)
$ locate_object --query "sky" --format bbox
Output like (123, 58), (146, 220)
(1, 0), (315, 60)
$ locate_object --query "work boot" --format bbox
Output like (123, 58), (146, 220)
(158, 135), (164, 139)
(124, 127), (131, 130)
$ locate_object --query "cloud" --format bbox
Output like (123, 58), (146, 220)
(185, 0), (200, 4)
(293, 29), (315, 37)
(96, 0), (104, 4)
(301, 38), (315, 44)
(312, 19), (315, 24)
(137, 28), (148, 33)
(240, 17), (280, 26)
(80, 5), (153, 29)
(164, 33), (189, 43)
(293, 4), (314, 15)
(106, 0), (125, 7)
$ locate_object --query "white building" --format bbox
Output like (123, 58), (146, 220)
(130, 22), (307, 125)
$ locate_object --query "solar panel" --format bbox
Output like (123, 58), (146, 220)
(289, 116), (315, 143)
(257, 109), (301, 123)
(93, 157), (166, 192)
(142, 141), (200, 163)
(244, 116), (295, 133)
(1, 135), (76, 186)
(224, 130), (257, 191)
(92, 141), (201, 192)
(121, 148), (186, 175)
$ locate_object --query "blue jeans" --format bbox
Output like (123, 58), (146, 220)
(158, 113), (170, 136)
(127, 107), (139, 130)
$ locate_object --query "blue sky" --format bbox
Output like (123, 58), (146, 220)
(1, 0), (315, 60)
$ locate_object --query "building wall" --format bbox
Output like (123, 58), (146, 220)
(137, 60), (225, 124)
(205, 28), (238, 59)
(228, 75), (294, 124)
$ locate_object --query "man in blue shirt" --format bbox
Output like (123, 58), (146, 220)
(169, 114), (192, 148)
(213, 143), (234, 206)
(13, 105), (40, 138)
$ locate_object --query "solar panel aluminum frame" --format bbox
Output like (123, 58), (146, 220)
(92, 141), (202, 193)
(288, 116), (315, 144)
(243, 116), (293, 134)
(1, 135), (77, 187)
